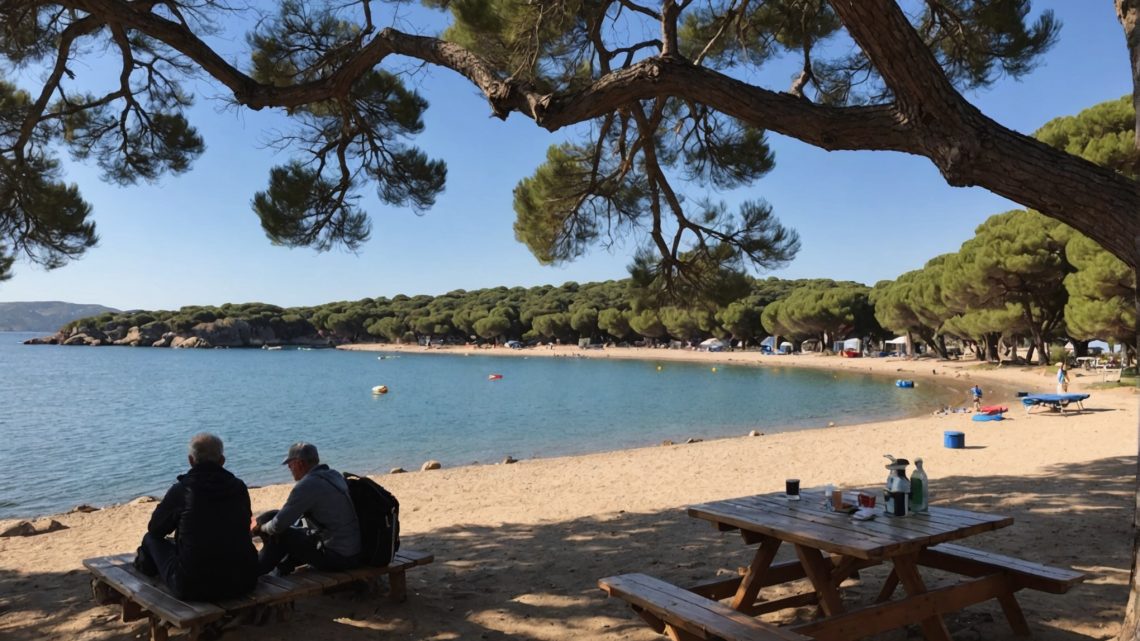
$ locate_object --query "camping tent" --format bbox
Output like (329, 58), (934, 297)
(778, 341), (793, 354)
(699, 338), (728, 352)
(885, 336), (909, 356)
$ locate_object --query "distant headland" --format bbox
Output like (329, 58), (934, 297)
(0, 301), (119, 332)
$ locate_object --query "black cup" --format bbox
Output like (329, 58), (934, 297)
(785, 478), (800, 499)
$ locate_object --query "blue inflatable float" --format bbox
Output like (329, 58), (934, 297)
(895, 379), (915, 388)
(971, 413), (1004, 422)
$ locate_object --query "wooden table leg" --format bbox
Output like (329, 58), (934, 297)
(730, 535), (782, 611)
(892, 553), (952, 641)
(794, 545), (845, 617)
(875, 568), (900, 602)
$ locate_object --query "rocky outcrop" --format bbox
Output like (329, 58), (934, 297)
(114, 323), (169, 347)
(171, 335), (211, 349)
(190, 318), (251, 347)
(26, 315), (332, 349)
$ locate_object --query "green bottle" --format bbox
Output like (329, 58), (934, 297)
(910, 458), (929, 513)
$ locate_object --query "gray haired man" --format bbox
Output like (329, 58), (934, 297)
(251, 442), (361, 575)
(135, 433), (259, 599)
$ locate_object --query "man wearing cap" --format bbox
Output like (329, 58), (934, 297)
(251, 442), (361, 576)
(134, 433), (259, 600)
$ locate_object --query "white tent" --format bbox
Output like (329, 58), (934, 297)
(842, 338), (862, 351)
(778, 341), (793, 354)
(699, 338), (728, 351)
(885, 336), (909, 356)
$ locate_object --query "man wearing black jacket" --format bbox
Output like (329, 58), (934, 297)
(134, 433), (259, 600)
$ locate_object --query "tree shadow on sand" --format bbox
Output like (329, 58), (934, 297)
(0, 456), (1133, 641)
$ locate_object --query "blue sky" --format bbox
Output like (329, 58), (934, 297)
(0, 1), (1131, 311)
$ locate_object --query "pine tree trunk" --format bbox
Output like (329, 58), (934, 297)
(1115, 1), (1140, 636)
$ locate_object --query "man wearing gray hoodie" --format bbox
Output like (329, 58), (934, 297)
(252, 442), (361, 576)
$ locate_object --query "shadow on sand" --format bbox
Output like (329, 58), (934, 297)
(0, 456), (1133, 641)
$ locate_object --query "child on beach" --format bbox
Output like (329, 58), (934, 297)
(1057, 363), (1070, 393)
(970, 384), (983, 411)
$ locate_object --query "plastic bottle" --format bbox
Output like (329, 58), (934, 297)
(910, 458), (929, 513)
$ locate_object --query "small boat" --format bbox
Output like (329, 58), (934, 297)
(371, 385), (389, 394)
(488, 374), (503, 381)
(895, 380), (914, 388)
(977, 405), (1007, 415)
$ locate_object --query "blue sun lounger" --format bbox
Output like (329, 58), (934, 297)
(1021, 393), (1090, 413)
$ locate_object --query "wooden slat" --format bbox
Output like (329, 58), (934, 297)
(750, 493), (1012, 542)
(690, 499), (898, 560)
(83, 549), (435, 633)
(690, 493), (1012, 560)
(599, 574), (811, 641)
(919, 544), (1086, 594)
(92, 564), (226, 627)
(790, 574), (1014, 641)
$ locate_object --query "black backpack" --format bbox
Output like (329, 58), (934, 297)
(343, 473), (400, 566)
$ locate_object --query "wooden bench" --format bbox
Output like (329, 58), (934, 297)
(84, 549), (433, 640)
(912, 543), (1086, 635)
(919, 543), (1086, 594)
(598, 573), (811, 641)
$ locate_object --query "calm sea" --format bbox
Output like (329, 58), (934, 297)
(0, 332), (963, 519)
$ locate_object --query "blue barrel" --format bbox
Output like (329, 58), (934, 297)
(944, 431), (965, 449)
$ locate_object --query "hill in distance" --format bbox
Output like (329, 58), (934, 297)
(0, 301), (120, 332)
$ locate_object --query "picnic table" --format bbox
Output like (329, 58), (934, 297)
(599, 491), (1084, 641)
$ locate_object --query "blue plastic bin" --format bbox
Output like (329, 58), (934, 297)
(944, 431), (965, 449)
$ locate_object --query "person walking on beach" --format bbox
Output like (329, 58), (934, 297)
(251, 442), (361, 576)
(1057, 363), (1070, 393)
(134, 433), (259, 600)
(970, 384), (983, 412)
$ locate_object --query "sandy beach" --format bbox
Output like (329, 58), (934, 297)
(1, 346), (1135, 640)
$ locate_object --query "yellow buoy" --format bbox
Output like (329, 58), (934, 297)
(656, 365), (662, 371)
(372, 385), (389, 395)
(711, 367), (717, 373)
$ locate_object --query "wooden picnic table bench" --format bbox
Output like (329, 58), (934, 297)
(602, 491), (1086, 641)
(598, 573), (811, 641)
(84, 549), (433, 640)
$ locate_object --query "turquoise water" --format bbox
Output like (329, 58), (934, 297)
(0, 332), (963, 518)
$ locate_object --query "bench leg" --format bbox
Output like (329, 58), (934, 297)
(122, 599), (145, 623)
(997, 593), (1031, 636)
(631, 605), (667, 634)
(664, 624), (704, 641)
(91, 579), (121, 605)
(389, 570), (407, 603)
(149, 617), (169, 641)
